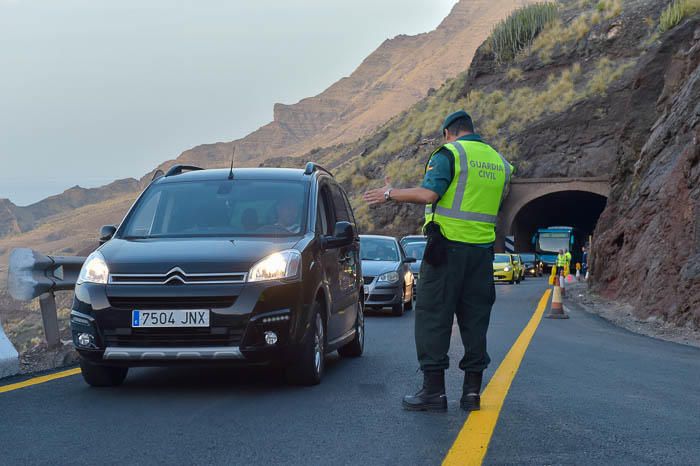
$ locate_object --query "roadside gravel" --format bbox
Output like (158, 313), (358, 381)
(565, 281), (700, 348)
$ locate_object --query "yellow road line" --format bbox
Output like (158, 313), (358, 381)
(0, 367), (81, 394)
(443, 289), (552, 466)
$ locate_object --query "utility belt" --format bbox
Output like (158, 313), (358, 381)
(423, 221), (494, 266)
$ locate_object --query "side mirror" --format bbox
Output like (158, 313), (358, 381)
(324, 221), (355, 249)
(100, 225), (117, 244)
(403, 257), (417, 263)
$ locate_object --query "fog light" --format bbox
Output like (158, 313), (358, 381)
(264, 331), (278, 345)
(77, 333), (93, 347)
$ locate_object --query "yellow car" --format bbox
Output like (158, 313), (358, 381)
(510, 253), (526, 282)
(493, 253), (520, 284)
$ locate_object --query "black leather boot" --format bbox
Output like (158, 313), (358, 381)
(402, 370), (447, 412)
(460, 371), (482, 412)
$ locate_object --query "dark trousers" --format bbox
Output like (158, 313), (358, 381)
(414, 243), (495, 372)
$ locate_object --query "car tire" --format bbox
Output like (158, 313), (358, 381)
(404, 285), (414, 311)
(338, 302), (364, 358)
(286, 303), (324, 386)
(392, 291), (405, 317)
(80, 359), (128, 387)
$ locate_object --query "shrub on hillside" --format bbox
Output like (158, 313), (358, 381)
(659, 0), (700, 32)
(490, 2), (558, 63)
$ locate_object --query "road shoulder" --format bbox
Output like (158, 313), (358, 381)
(565, 281), (700, 349)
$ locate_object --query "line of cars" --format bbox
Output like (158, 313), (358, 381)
(493, 252), (544, 284)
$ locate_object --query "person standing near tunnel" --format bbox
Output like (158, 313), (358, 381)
(362, 110), (514, 412)
(556, 249), (567, 276)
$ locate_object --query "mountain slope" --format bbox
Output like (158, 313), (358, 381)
(150, 0), (536, 172)
(0, 0), (533, 242)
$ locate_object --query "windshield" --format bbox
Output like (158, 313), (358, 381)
(494, 254), (511, 263)
(360, 237), (399, 262)
(403, 241), (426, 260)
(537, 232), (570, 253)
(520, 253), (535, 262)
(120, 179), (307, 238)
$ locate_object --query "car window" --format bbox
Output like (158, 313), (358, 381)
(341, 188), (356, 226)
(317, 184), (334, 236)
(494, 254), (511, 263)
(360, 237), (399, 262)
(126, 191), (161, 237)
(330, 183), (350, 223)
(120, 179), (307, 238)
(403, 241), (426, 260)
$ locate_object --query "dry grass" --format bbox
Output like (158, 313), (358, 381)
(586, 57), (635, 95)
(659, 0), (700, 32)
(531, 0), (622, 62)
(507, 67), (524, 81)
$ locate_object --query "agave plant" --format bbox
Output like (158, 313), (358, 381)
(490, 2), (559, 64)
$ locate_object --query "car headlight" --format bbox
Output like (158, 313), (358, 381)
(377, 271), (400, 283)
(504, 266), (511, 272)
(248, 250), (301, 282)
(77, 251), (109, 285)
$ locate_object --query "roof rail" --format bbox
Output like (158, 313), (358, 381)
(151, 169), (164, 181)
(303, 162), (333, 177)
(165, 164), (204, 177)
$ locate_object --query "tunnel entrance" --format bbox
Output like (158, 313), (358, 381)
(510, 190), (608, 252)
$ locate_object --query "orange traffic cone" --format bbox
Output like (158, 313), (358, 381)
(559, 273), (566, 297)
(546, 280), (569, 319)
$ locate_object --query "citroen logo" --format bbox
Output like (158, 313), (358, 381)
(163, 267), (187, 285)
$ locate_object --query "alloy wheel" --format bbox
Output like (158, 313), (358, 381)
(314, 313), (324, 375)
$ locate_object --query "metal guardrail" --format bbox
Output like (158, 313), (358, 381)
(7, 248), (86, 348)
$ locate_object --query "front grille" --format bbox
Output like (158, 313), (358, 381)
(363, 276), (375, 285)
(102, 327), (245, 348)
(108, 296), (236, 310)
(109, 269), (246, 285)
(368, 293), (395, 302)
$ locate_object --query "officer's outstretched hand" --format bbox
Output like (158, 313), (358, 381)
(363, 177), (392, 205)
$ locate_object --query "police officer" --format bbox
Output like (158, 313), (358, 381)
(363, 110), (513, 412)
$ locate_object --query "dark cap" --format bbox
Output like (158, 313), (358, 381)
(441, 110), (472, 132)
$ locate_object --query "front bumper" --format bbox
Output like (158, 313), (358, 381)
(71, 280), (306, 366)
(493, 270), (515, 282)
(363, 281), (402, 307)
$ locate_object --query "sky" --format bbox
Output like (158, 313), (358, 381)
(0, 0), (457, 206)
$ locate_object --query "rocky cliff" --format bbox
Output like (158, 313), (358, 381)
(592, 19), (700, 327)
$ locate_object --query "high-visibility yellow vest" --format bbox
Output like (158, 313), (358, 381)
(565, 251), (572, 264)
(557, 254), (567, 266)
(424, 140), (513, 244)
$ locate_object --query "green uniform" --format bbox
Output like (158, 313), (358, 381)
(415, 135), (513, 372)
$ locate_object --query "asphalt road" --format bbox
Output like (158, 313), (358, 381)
(1, 277), (699, 465)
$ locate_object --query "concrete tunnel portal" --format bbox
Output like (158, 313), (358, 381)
(496, 178), (611, 253)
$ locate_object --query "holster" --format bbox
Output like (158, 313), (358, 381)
(423, 221), (447, 266)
